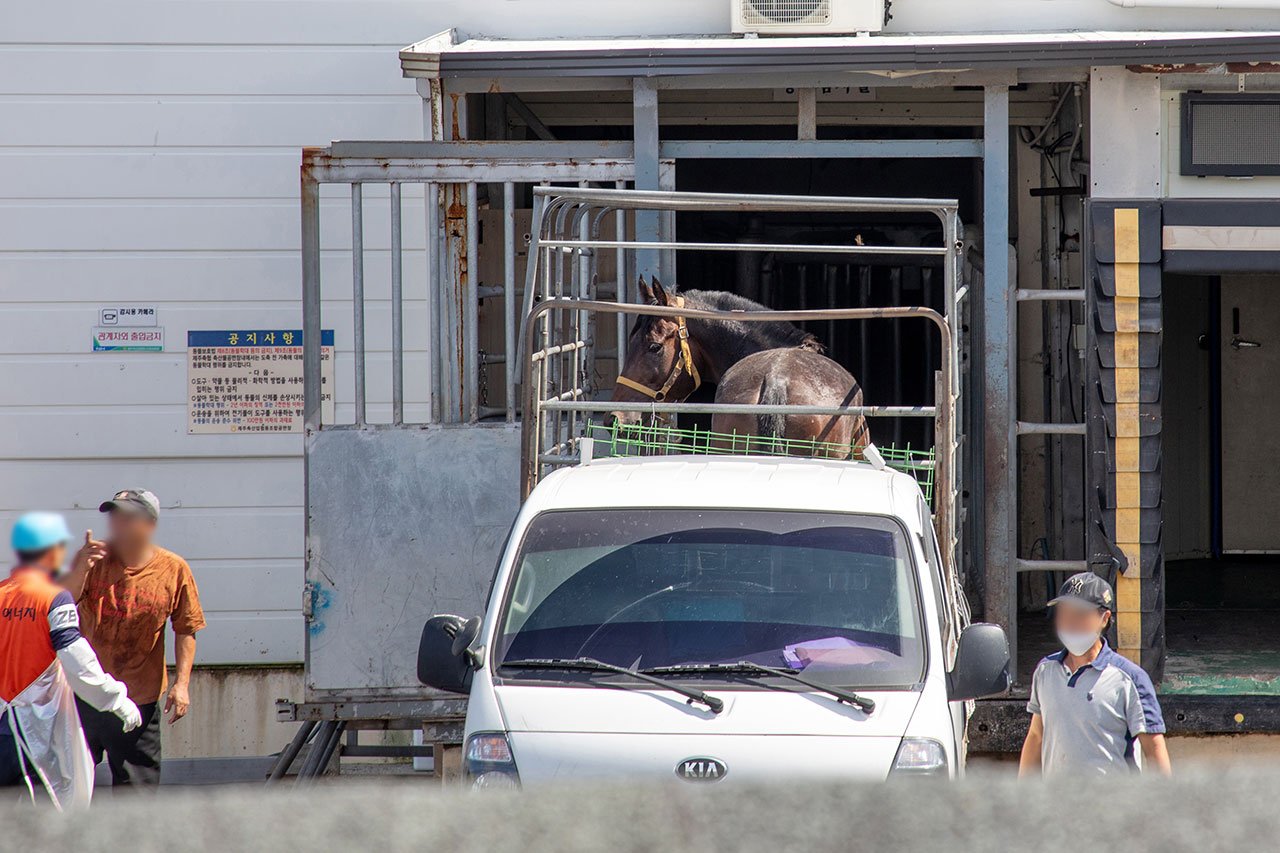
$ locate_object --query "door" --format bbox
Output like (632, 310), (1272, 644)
(1221, 275), (1280, 552)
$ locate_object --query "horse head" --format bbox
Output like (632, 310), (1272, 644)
(610, 276), (705, 425)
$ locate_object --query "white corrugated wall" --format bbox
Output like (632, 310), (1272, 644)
(0, 7), (433, 665)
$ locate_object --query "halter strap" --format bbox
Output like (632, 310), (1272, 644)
(615, 296), (702, 402)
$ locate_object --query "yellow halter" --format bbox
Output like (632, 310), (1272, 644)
(615, 296), (702, 402)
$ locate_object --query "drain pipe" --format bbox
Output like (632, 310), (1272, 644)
(1107, 0), (1280, 7)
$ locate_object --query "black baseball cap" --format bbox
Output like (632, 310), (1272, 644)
(99, 489), (160, 521)
(1048, 572), (1114, 611)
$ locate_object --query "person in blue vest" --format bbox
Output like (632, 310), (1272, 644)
(0, 512), (141, 809)
(1019, 572), (1172, 777)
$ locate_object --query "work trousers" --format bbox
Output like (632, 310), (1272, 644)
(76, 698), (161, 789)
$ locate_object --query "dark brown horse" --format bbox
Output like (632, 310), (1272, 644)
(611, 279), (869, 457)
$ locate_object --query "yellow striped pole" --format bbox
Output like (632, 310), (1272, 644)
(1112, 208), (1143, 661)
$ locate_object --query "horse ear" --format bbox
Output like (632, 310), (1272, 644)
(637, 275), (655, 304)
(651, 278), (671, 306)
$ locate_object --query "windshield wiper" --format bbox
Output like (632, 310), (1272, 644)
(644, 661), (876, 714)
(502, 657), (724, 714)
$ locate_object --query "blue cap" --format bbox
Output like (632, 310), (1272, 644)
(11, 512), (73, 553)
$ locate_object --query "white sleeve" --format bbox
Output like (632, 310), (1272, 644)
(56, 637), (133, 715)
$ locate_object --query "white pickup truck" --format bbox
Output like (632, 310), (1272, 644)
(417, 454), (1009, 787)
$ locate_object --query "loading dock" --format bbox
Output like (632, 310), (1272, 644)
(277, 29), (1280, 762)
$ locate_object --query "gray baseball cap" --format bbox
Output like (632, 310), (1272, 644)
(99, 489), (160, 520)
(1048, 572), (1114, 611)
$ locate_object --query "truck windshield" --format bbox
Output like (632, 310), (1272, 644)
(497, 509), (924, 689)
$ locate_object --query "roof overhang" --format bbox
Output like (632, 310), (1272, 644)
(402, 28), (1280, 84)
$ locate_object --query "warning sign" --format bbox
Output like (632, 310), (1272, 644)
(187, 329), (334, 434)
(93, 327), (165, 352)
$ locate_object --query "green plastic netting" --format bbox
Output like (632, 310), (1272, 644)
(586, 422), (935, 503)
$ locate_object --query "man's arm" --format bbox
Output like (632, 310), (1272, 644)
(165, 632), (196, 725)
(1137, 733), (1172, 776)
(63, 529), (107, 600)
(1018, 713), (1044, 777)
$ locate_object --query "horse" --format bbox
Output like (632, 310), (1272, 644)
(610, 278), (869, 458)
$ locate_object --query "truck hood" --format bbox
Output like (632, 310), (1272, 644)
(494, 684), (920, 738)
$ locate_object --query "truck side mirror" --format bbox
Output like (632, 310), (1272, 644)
(417, 614), (481, 693)
(946, 623), (1011, 701)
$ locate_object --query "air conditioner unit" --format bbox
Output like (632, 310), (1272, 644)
(732, 0), (887, 35)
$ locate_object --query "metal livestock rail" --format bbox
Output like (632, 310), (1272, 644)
(518, 186), (969, 572)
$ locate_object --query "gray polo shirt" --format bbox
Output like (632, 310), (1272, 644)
(1027, 640), (1165, 776)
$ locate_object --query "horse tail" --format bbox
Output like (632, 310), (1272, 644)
(756, 376), (789, 440)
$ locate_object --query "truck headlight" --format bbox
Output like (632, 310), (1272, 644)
(890, 737), (948, 778)
(464, 732), (521, 790)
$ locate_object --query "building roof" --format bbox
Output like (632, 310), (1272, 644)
(402, 28), (1280, 81)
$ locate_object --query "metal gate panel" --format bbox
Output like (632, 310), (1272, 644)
(305, 425), (518, 696)
(300, 142), (669, 702)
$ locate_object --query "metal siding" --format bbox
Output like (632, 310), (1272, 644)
(304, 426), (520, 697)
(2, 9), (427, 665)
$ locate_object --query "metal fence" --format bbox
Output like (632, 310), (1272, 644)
(300, 142), (674, 430)
(519, 187), (968, 569)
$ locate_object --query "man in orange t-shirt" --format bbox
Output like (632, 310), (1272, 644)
(64, 489), (205, 788)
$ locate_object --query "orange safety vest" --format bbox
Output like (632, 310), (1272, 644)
(0, 568), (59, 703)
(0, 567), (94, 810)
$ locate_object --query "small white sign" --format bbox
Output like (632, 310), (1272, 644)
(99, 306), (158, 326)
(772, 86), (876, 102)
(93, 327), (165, 352)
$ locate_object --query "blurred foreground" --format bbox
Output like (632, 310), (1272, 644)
(5, 767), (1280, 851)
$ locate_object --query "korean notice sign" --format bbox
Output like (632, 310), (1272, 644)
(93, 327), (165, 352)
(187, 329), (334, 434)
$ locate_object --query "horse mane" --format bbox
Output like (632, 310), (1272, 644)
(678, 289), (825, 354)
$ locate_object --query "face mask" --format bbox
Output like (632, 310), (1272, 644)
(1057, 630), (1100, 656)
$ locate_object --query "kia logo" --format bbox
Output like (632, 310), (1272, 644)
(675, 757), (727, 783)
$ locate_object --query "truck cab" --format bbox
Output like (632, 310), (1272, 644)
(419, 454), (1009, 787)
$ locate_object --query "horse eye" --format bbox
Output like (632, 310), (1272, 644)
(647, 342), (663, 354)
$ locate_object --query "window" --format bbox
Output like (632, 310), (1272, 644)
(497, 509), (925, 689)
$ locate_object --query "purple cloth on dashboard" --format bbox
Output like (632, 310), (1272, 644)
(783, 636), (898, 670)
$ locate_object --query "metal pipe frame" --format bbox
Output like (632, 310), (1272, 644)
(660, 139), (984, 159)
(1016, 421), (1086, 436)
(522, 299), (955, 569)
(1016, 288), (1086, 302)
(981, 84), (1016, 674)
(300, 147), (650, 430)
(301, 167), (322, 432)
(503, 182), (518, 421)
(390, 183), (404, 425)
(549, 401), (937, 417)
(534, 185), (960, 216)
(351, 183), (367, 426)
(465, 181), (480, 422)
(538, 239), (948, 256)
(633, 78), (661, 280)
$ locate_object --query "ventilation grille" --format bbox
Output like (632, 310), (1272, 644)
(1182, 93), (1280, 177)
(742, 0), (831, 25)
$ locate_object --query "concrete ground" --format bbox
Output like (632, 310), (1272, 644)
(9, 769), (1280, 851)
